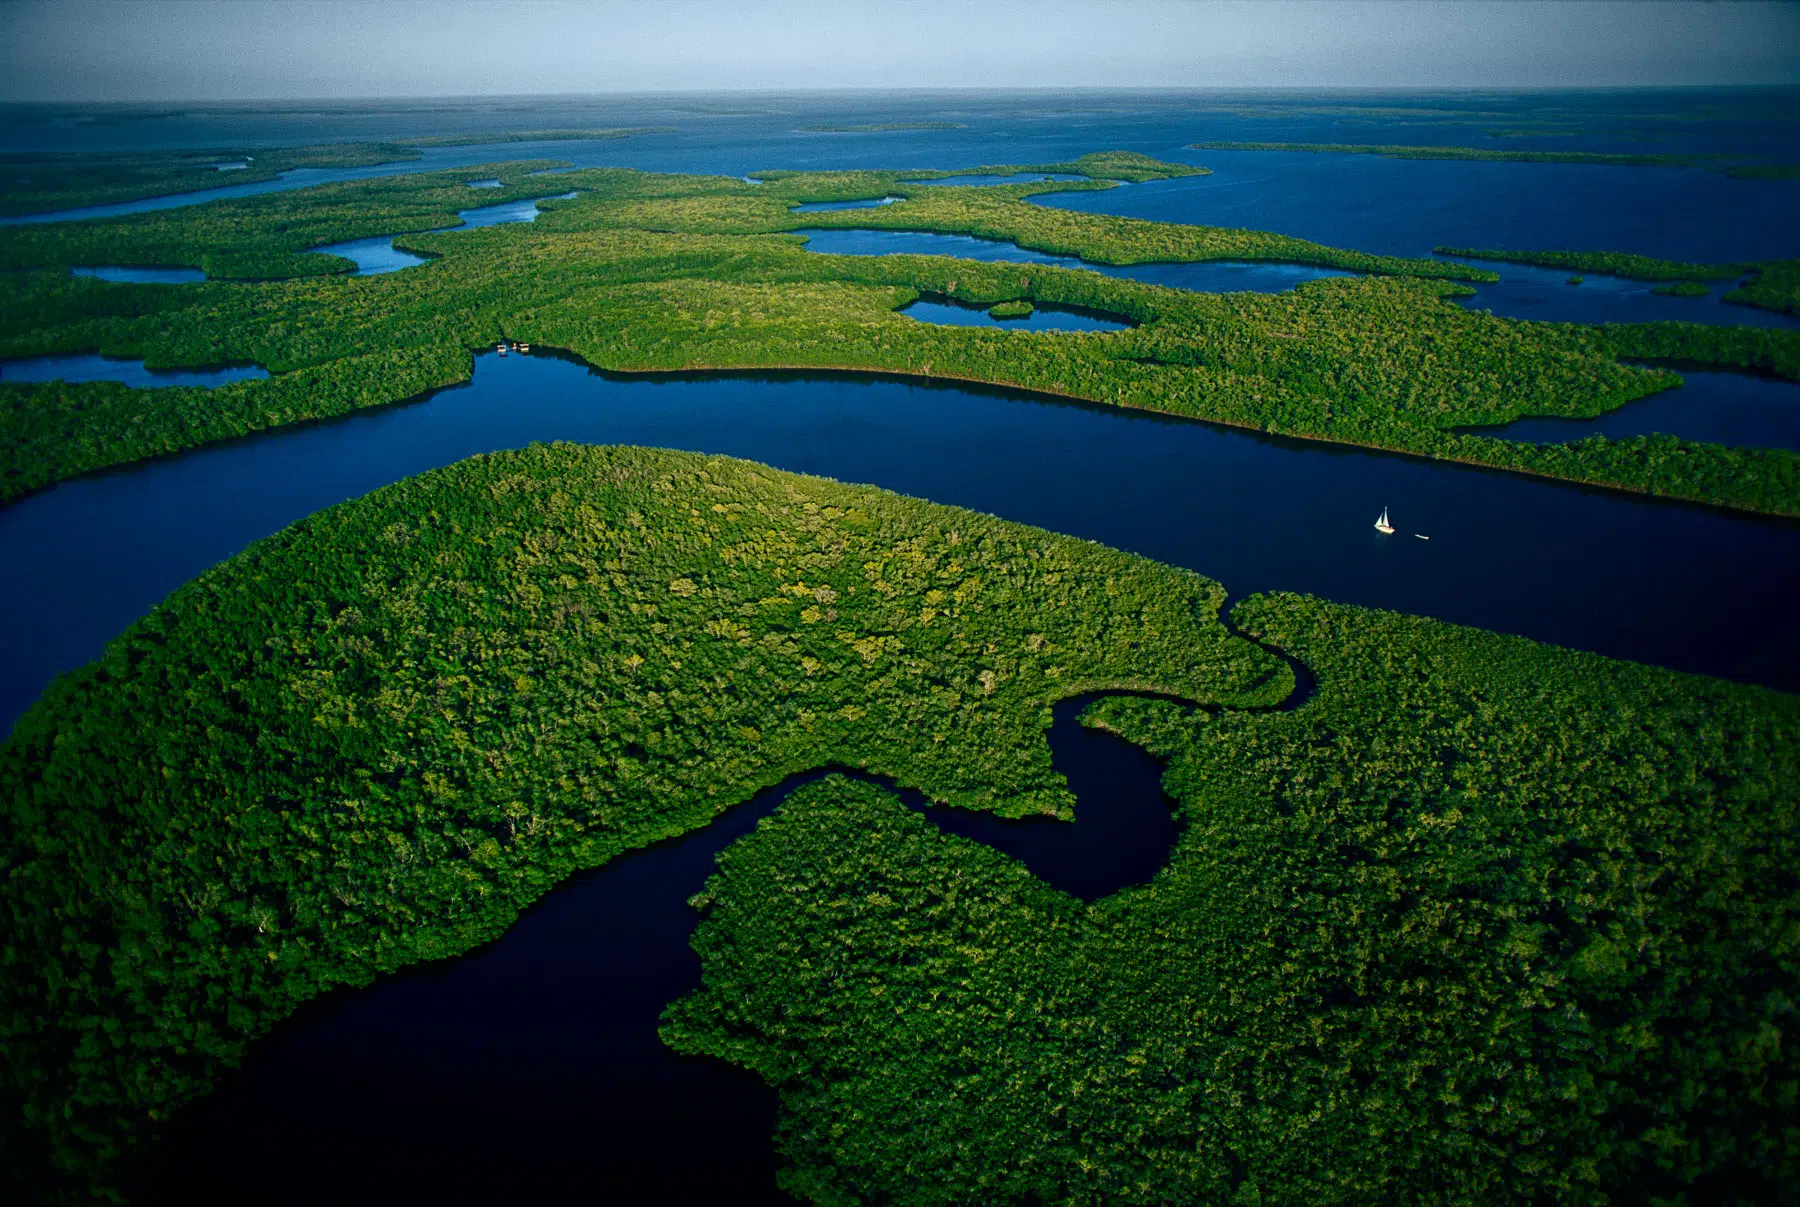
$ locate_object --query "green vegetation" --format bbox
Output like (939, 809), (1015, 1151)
(986, 299), (1035, 319)
(0, 143), (420, 217)
(0, 160), (567, 279)
(1652, 280), (1711, 298)
(1188, 140), (1701, 168)
(669, 591), (1798, 1203)
(0, 444), (1289, 1196)
(394, 127), (675, 147)
(798, 123), (966, 133)
(1568, 275), (1584, 285)
(1437, 247), (1746, 283)
(3, 153), (1798, 514)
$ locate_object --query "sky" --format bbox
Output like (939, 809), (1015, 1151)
(1, 0), (1798, 102)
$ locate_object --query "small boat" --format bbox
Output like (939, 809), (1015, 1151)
(1374, 507), (1395, 535)
(518, 343), (530, 353)
(1414, 533), (1429, 541)
(497, 342), (507, 356)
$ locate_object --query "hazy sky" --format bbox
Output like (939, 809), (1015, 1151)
(2, 0), (1797, 101)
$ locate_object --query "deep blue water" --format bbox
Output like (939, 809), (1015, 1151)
(901, 297), (1130, 332)
(1470, 369), (1800, 452)
(310, 191), (574, 273)
(1036, 150), (1800, 267)
(0, 352), (266, 388)
(71, 265), (206, 284)
(2, 350), (1786, 1205)
(799, 225), (1798, 329)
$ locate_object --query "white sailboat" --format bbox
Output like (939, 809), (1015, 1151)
(1374, 507), (1395, 535)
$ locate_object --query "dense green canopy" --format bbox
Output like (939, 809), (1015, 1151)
(669, 596), (1800, 1205)
(1, 445), (1793, 1204)
(4, 152), (1797, 513)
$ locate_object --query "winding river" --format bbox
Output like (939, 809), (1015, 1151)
(6, 350), (1798, 746)
(138, 693), (1190, 1205)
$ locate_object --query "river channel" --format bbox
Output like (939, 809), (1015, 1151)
(138, 691), (1185, 1205)
(6, 350), (1798, 745)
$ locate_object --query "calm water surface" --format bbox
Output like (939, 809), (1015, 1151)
(797, 226), (1352, 293)
(310, 191), (574, 273)
(70, 265), (206, 284)
(5, 351), (1796, 742)
(906, 172), (1088, 186)
(0, 352), (266, 388)
(901, 298), (1130, 332)
(141, 694), (1179, 1206)
(1470, 369), (1800, 452)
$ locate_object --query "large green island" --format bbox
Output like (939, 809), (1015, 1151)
(1, 445), (1795, 1203)
(3, 151), (1798, 514)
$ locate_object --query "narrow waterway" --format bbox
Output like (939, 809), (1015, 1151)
(0, 353), (267, 388)
(311, 190), (576, 273)
(139, 692), (1187, 1206)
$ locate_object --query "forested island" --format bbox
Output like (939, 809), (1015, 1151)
(3, 150), (1798, 513)
(1, 445), (1792, 1203)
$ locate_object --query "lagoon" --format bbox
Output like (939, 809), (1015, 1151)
(71, 265), (206, 284)
(310, 190), (576, 274)
(906, 172), (1088, 187)
(1469, 369), (1800, 452)
(795, 227), (1353, 293)
(139, 693), (1181, 1206)
(900, 297), (1131, 332)
(0, 353), (267, 389)
(1444, 257), (1799, 330)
